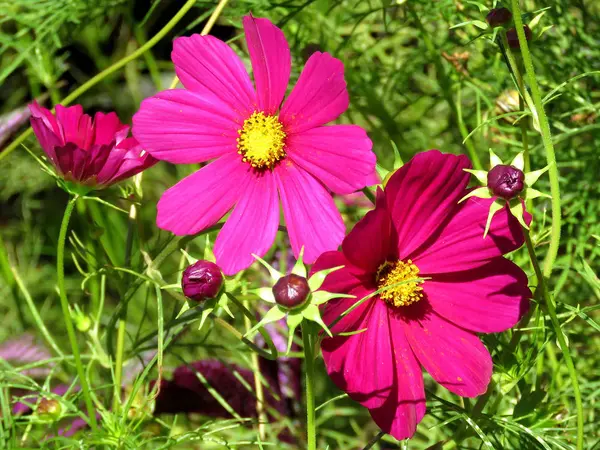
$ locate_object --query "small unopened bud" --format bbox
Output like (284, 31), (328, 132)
(506, 25), (532, 48)
(75, 314), (92, 332)
(36, 398), (61, 420)
(486, 8), (512, 27)
(182, 260), (224, 302)
(272, 274), (310, 308)
(487, 164), (525, 199)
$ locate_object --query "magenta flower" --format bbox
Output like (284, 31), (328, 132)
(312, 150), (531, 440)
(132, 15), (377, 275)
(29, 101), (156, 188)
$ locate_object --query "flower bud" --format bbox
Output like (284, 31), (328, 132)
(486, 8), (512, 27)
(182, 260), (224, 302)
(36, 398), (61, 420)
(487, 164), (525, 199)
(506, 25), (532, 48)
(272, 274), (310, 309)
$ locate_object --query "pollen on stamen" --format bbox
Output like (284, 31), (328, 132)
(237, 111), (286, 170)
(377, 259), (424, 308)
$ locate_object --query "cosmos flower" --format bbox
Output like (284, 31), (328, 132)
(312, 150), (531, 440)
(29, 101), (156, 189)
(132, 15), (377, 275)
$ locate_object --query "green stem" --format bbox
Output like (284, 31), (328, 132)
(523, 230), (583, 449)
(302, 322), (317, 450)
(0, 0), (198, 163)
(57, 197), (98, 431)
(510, 0), (561, 277)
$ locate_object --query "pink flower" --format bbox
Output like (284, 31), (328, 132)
(132, 15), (377, 275)
(29, 101), (156, 188)
(312, 150), (531, 440)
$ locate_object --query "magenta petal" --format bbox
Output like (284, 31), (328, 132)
(403, 308), (492, 397)
(385, 150), (471, 259)
(280, 52), (349, 134)
(214, 171), (279, 275)
(424, 258), (531, 333)
(412, 197), (527, 273)
(243, 15), (291, 115)
(55, 104), (93, 150)
(29, 116), (61, 164)
(342, 198), (397, 274)
(322, 285), (374, 334)
(93, 111), (128, 146)
(322, 300), (395, 409)
(286, 125), (376, 194)
(172, 35), (256, 117)
(275, 162), (345, 264)
(157, 154), (250, 235)
(133, 89), (240, 164)
(311, 251), (366, 294)
(369, 323), (426, 441)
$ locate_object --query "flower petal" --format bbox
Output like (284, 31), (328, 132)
(93, 111), (128, 146)
(132, 89), (240, 164)
(385, 150), (471, 259)
(274, 161), (345, 264)
(172, 35), (256, 117)
(156, 153), (250, 235)
(55, 104), (93, 150)
(412, 197), (528, 273)
(321, 299), (395, 409)
(311, 251), (366, 294)
(280, 52), (348, 133)
(243, 15), (291, 115)
(402, 306), (492, 397)
(214, 171), (279, 275)
(424, 258), (531, 333)
(369, 323), (426, 441)
(286, 125), (377, 194)
(342, 197), (397, 274)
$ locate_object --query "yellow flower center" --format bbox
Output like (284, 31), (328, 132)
(376, 260), (424, 308)
(237, 111), (286, 169)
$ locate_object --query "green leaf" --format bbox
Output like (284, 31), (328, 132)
(244, 305), (287, 337)
(510, 152), (525, 171)
(459, 186), (492, 203)
(291, 246), (307, 278)
(301, 304), (332, 337)
(308, 265), (344, 291)
(285, 312), (303, 354)
(311, 291), (355, 306)
(484, 199), (506, 238)
(252, 253), (283, 281)
(524, 165), (550, 187)
(464, 169), (488, 185)
(489, 149), (503, 168)
(509, 199), (529, 230)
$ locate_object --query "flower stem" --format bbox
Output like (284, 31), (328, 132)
(523, 230), (583, 449)
(57, 196), (98, 431)
(302, 321), (317, 450)
(0, 0), (199, 163)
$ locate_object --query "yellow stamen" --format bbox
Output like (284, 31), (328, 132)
(237, 111), (286, 169)
(377, 260), (424, 307)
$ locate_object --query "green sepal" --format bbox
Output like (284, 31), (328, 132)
(59, 180), (95, 196)
(198, 297), (218, 332)
(180, 249), (198, 265)
(510, 152), (525, 171)
(376, 163), (389, 183)
(252, 253), (283, 281)
(308, 265), (344, 292)
(489, 149), (503, 168)
(484, 198), (506, 238)
(459, 186), (492, 203)
(202, 235), (216, 262)
(311, 290), (355, 306)
(252, 287), (276, 303)
(301, 303), (332, 337)
(285, 312), (303, 354)
(176, 300), (191, 319)
(523, 187), (551, 201)
(464, 169), (488, 185)
(524, 165), (550, 187)
(291, 246), (307, 278)
(509, 199), (529, 230)
(217, 293), (234, 319)
(244, 305), (286, 338)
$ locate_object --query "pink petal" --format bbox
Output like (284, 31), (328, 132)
(321, 299), (395, 409)
(157, 153), (251, 235)
(385, 150), (471, 259)
(369, 323), (426, 441)
(286, 125), (377, 194)
(279, 52), (348, 134)
(322, 285), (375, 334)
(29, 115), (61, 164)
(402, 306), (492, 397)
(274, 161), (345, 264)
(28, 101), (61, 138)
(243, 15), (291, 115)
(132, 89), (240, 164)
(424, 258), (531, 333)
(97, 138), (158, 186)
(93, 111), (128, 146)
(214, 171), (279, 275)
(311, 251), (366, 294)
(412, 197), (527, 273)
(55, 104), (93, 150)
(172, 35), (256, 117)
(341, 197), (396, 274)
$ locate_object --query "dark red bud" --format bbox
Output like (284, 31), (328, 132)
(182, 260), (224, 302)
(487, 164), (525, 199)
(486, 8), (512, 27)
(506, 25), (532, 48)
(272, 274), (310, 308)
